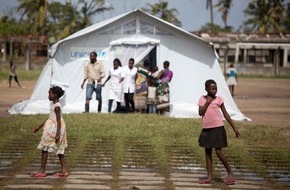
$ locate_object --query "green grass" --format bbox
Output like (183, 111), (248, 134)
(238, 73), (290, 79)
(2, 68), (289, 82)
(0, 68), (42, 81)
(0, 113), (289, 188)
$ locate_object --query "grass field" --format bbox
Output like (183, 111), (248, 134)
(0, 113), (290, 189)
(0, 69), (42, 81)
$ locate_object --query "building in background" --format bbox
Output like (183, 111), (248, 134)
(196, 33), (290, 76)
(0, 35), (47, 70)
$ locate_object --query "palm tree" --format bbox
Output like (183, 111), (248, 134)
(144, 0), (181, 27)
(206, 0), (214, 24)
(244, 0), (286, 33)
(78, 0), (113, 28)
(215, 0), (233, 28)
(282, 3), (290, 32)
(47, 1), (82, 42)
(17, 0), (47, 35)
(269, 0), (286, 30)
(47, 0), (112, 42)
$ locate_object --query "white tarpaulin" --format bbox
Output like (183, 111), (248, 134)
(9, 9), (249, 121)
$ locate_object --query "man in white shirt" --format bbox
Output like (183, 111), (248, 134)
(123, 58), (138, 112)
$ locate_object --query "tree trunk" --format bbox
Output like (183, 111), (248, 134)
(25, 44), (31, 70)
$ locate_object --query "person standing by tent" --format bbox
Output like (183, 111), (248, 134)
(8, 60), (21, 88)
(152, 66), (159, 78)
(156, 61), (173, 115)
(123, 58), (138, 113)
(81, 52), (105, 113)
(135, 59), (151, 112)
(147, 76), (158, 114)
(103, 58), (125, 113)
(198, 79), (240, 185)
(226, 64), (238, 97)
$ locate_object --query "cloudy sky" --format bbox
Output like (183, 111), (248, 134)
(0, 0), (251, 32)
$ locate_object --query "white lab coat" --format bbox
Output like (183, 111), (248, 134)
(108, 66), (125, 101)
(123, 66), (137, 93)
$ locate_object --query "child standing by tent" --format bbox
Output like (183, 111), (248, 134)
(147, 77), (158, 114)
(198, 79), (240, 185)
(32, 86), (68, 178)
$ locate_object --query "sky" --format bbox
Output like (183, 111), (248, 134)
(0, 0), (252, 32)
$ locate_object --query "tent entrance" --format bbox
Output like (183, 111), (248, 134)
(110, 37), (159, 112)
(109, 35), (159, 67)
(141, 46), (157, 72)
(111, 44), (156, 67)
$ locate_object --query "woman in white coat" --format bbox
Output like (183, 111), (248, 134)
(103, 58), (125, 113)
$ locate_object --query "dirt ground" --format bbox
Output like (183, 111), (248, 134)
(1, 78), (290, 128)
(0, 80), (37, 116)
(234, 78), (290, 128)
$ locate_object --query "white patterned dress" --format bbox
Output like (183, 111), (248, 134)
(37, 102), (67, 155)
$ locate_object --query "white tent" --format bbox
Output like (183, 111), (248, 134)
(9, 9), (249, 121)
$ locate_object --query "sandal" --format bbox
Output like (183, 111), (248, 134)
(31, 172), (46, 178)
(52, 172), (69, 178)
(198, 179), (212, 184)
(224, 178), (235, 185)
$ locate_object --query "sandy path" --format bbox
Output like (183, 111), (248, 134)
(0, 80), (37, 116)
(234, 78), (290, 128)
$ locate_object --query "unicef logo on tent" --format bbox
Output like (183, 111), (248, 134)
(97, 50), (107, 58)
(70, 48), (107, 60)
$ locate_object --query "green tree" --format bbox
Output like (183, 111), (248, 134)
(17, 0), (47, 35)
(215, 0), (233, 28)
(78, 0), (113, 28)
(47, 1), (82, 42)
(244, 0), (286, 33)
(281, 3), (290, 32)
(0, 16), (30, 37)
(200, 22), (232, 33)
(143, 0), (181, 27)
(17, 0), (112, 43)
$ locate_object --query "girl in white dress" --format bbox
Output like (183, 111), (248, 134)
(103, 58), (125, 113)
(226, 64), (238, 96)
(32, 86), (68, 178)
